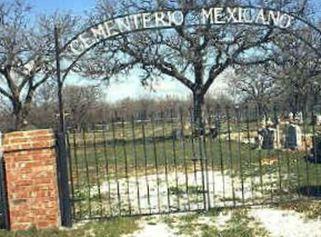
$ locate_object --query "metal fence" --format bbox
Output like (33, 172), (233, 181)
(0, 132), (9, 229)
(62, 105), (321, 221)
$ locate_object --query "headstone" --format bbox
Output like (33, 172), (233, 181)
(214, 115), (221, 129)
(309, 135), (321, 163)
(316, 115), (321, 125)
(173, 128), (183, 140)
(273, 114), (280, 125)
(266, 118), (273, 126)
(295, 112), (304, 124)
(261, 115), (267, 127)
(184, 121), (191, 131)
(274, 125), (282, 149)
(258, 125), (282, 150)
(284, 124), (302, 149)
(258, 127), (275, 149)
(255, 135), (263, 148)
(209, 127), (218, 139)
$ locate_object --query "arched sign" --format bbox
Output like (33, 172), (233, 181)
(66, 6), (294, 55)
(58, 5), (321, 81)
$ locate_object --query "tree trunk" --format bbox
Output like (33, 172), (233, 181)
(12, 100), (30, 131)
(13, 106), (23, 131)
(192, 90), (205, 136)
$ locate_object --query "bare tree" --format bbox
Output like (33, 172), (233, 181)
(260, 32), (321, 116)
(63, 85), (103, 128)
(28, 80), (57, 129)
(0, 0), (52, 129)
(75, 0), (308, 133)
(0, 0), (79, 130)
(228, 66), (276, 117)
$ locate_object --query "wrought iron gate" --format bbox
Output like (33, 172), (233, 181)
(59, 106), (321, 222)
(0, 132), (9, 229)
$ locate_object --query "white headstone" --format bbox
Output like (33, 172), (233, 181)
(274, 125), (282, 149)
(316, 115), (321, 126)
(267, 117), (273, 126)
(295, 112), (303, 124)
(261, 116), (267, 127)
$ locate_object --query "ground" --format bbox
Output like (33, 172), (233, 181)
(1, 201), (320, 237)
(125, 203), (321, 237)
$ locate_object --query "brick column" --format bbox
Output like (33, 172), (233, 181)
(2, 129), (61, 230)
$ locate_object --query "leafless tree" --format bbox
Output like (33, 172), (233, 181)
(259, 32), (321, 116)
(0, 0), (79, 130)
(228, 66), (277, 117)
(75, 0), (309, 133)
(28, 80), (57, 129)
(63, 85), (103, 128)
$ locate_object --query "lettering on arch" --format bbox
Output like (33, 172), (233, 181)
(66, 6), (294, 56)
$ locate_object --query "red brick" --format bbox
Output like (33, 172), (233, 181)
(2, 129), (60, 231)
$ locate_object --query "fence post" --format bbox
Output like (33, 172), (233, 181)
(0, 132), (9, 230)
(55, 132), (72, 227)
(3, 129), (61, 230)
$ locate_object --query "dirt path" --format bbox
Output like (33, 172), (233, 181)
(250, 208), (321, 237)
(124, 207), (321, 237)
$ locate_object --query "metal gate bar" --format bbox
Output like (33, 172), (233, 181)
(62, 106), (321, 222)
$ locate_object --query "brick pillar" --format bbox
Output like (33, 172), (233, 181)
(2, 129), (61, 230)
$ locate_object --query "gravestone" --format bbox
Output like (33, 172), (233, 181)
(258, 125), (282, 149)
(315, 115), (321, 125)
(295, 112), (304, 124)
(209, 127), (219, 139)
(184, 121), (191, 131)
(307, 135), (321, 163)
(267, 117), (273, 126)
(261, 116), (267, 127)
(284, 124), (302, 149)
(273, 114), (281, 126)
(274, 125), (282, 149)
(258, 127), (275, 149)
(214, 115), (221, 129)
(173, 128), (184, 140)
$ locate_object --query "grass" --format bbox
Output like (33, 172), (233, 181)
(173, 214), (199, 236)
(161, 208), (269, 237)
(275, 200), (321, 219)
(169, 185), (204, 196)
(215, 209), (269, 237)
(0, 217), (139, 237)
(161, 213), (205, 236)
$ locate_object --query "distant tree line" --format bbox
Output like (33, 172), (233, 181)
(0, 81), (235, 131)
